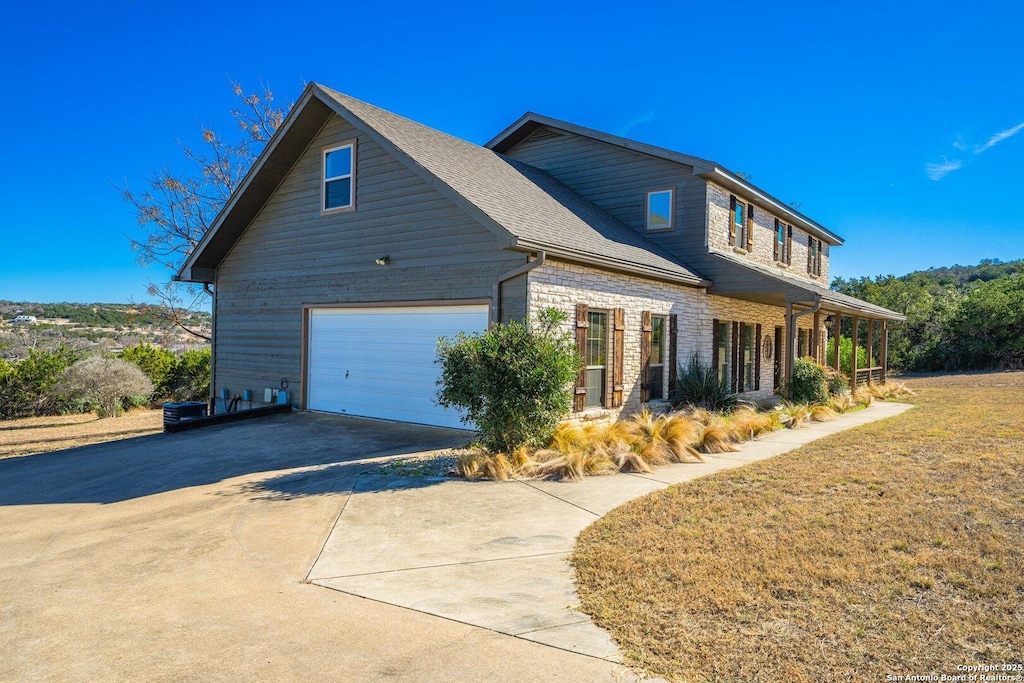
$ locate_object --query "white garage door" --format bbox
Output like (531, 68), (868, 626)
(306, 304), (488, 429)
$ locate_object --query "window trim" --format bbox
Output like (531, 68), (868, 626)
(321, 139), (357, 215)
(645, 187), (675, 232)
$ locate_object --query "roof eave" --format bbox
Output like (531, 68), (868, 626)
(513, 238), (711, 289)
(699, 168), (844, 246)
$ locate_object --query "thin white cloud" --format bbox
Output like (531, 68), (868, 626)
(952, 136), (969, 151)
(926, 157), (963, 181)
(616, 110), (656, 136)
(974, 122), (1024, 154)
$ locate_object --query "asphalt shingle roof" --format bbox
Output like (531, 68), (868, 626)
(317, 85), (707, 286)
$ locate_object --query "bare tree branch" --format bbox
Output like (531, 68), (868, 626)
(119, 79), (288, 339)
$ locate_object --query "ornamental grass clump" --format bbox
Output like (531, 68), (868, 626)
(670, 353), (739, 412)
(728, 406), (780, 441)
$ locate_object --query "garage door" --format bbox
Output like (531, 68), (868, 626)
(306, 304), (488, 429)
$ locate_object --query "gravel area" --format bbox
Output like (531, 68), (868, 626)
(370, 448), (472, 478)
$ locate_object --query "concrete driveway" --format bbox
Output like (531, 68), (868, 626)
(0, 413), (643, 682)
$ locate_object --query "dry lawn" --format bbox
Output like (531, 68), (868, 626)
(0, 410), (163, 459)
(573, 372), (1024, 682)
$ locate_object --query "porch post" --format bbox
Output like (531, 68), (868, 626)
(881, 320), (889, 384)
(785, 301), (796, 397)
(832, 313), (841, 371)
(812, 311), (821, 363)
(866, 319), (875, 384)
(850, 316), (860, 390)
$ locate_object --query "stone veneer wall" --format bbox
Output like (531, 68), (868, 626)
(706, 181), (830, 285)
(527, 260), (823, 420)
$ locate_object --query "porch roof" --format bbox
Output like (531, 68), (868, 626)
(701, 251), (906, 321)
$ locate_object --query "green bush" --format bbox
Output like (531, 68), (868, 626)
(119, 343), (178, 397)
(839, 336), (869, 376)
(436, 308), (581, 453)
(825, 369), (850, 396)
(788, 357), (830, 405)
(0, 346), (79, 418)
(168, 348), (211, 401)
(669, 353), (739, 412)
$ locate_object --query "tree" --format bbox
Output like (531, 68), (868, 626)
(119, 343), (178, 398)
(436, 308), (582, 453)
(58, 357), (154, 418)
(121, 80), (287, 339)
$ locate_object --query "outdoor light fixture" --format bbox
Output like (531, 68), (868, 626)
(375, 254), (390, 266)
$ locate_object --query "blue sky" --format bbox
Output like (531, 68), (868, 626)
(1, 0), (1021, 303)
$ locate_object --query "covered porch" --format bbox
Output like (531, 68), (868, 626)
(700, 252), (906, 394)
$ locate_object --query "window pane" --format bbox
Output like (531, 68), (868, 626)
(649, 365), (664, 400)
(586, 368), (605, 407)
(650, 317), (664, 364)
(325, 147), (352, 178)
(734, 203), (744, 226)
(587, 312), (607, 366)
(717, 322), (730, 386)
(647, 191), (672, 229)
(325, 178), (352, 209)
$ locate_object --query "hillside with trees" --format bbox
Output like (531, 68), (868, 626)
(0, 301), (210, 361)
(831, 258), (1024, 372)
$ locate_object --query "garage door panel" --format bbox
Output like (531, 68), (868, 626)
(307, 305), (487, 429)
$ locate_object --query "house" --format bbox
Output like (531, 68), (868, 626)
(177, 84), (903, 429)
(8, 315), (38, 324)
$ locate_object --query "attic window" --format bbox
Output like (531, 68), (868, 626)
(646, 188), (674, 231)
(322, 141), (356, 212)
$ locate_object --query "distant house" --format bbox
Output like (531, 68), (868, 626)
(8, 315), (37, 324)
(178, 83), (903, 429)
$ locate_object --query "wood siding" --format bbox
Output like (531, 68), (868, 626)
(501, 127), (709, 265)
(215, 114), (524, 405)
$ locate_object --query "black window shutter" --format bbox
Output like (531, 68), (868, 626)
(786, 226), (793, 265)
(807, 237), (814, 273)
(746, 204), (754, 251)
(773, 219), (780, 261)
(728, 196), (737, 245)
(816, 240), (823, 276)
(732, 321), (741, 393)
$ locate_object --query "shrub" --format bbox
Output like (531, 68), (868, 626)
(169, 348), (211, 401)
(119, 343), (178, 397)
(788, 357), (830, 405)
(0, 346), (79, 418)
(436, 308), (581, 453)
(670, 353), (739, 412)
(825, 369), (849, 396)
(58, 357), (154, 418)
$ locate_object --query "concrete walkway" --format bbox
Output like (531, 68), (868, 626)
(308, 400), (914, 662)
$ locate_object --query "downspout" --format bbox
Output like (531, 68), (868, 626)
(785, 297), (821, 397)
(492, 251), (546, 323)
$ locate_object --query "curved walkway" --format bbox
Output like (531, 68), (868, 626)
(308, 401), (914, 662)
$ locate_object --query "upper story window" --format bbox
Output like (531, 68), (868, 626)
(730, 195), (748, 249)
(775, 219), (792, 265)
(322, 141), (356, 212)
(646, 188), (674, 231)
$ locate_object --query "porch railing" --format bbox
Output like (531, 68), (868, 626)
(854, 367), (883, 386)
